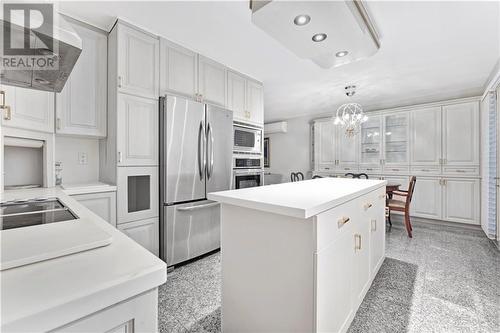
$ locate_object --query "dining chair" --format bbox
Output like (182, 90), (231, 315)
(344, 173), (369, 179)
(290, 172), (304, 182)
(387, 176), (417, 238)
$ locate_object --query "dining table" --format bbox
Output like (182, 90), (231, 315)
(386, 181), (401, 200)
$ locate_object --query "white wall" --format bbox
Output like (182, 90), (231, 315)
(55, 136), (100, 185)
(480, 94), (491, 236)
(264, 115), (313, 183)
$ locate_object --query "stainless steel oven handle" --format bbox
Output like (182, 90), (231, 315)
(176, 202), (220, 212)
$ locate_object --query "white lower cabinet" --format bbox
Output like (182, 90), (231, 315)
(118, 217), (159, 256)
(411, 177), (443, 220)
(315, 229), (353, 333)
(1, 85), (54, 133)
(443, 178), (480, 224)
(352, 212), (370, 308)
(316, 189), (385, 333)
(411, 177), (479, 225)
(71, 191), (117, 227)
(53, 288), (158, 332)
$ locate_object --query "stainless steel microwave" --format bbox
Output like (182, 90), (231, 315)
(233, 123), (262, 154)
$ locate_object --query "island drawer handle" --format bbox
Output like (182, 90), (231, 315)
(354, 234), (362, 250)
(364, 203), (373, 210)
(371, 219), (377, 231)
(337, 217), (350, 228)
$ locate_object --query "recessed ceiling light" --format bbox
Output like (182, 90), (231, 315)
(293, 14), (310, 26)
(336, 51), (349, 57)
(312, 33), (327, 42)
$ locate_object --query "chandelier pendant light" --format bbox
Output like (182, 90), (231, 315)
(333, 85), (368, 137)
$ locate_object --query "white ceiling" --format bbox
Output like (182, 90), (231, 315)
(58, 1), (500, 122)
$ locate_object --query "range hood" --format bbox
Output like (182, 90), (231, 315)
(1, 13), (82, 92)
(250, 0), (380, 69)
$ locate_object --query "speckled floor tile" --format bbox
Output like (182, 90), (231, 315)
(158, 220), (500, 333)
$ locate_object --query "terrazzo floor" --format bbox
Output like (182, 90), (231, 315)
(158, 220), (500, 333)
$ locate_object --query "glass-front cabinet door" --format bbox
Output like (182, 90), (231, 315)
(360, 116), (382, 166)
(383, 112), (409, 166)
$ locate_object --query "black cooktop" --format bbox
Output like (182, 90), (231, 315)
(0, 198), (77, 230)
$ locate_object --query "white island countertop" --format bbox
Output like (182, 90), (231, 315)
(0, 187), (166, 332)
(208, 178), (387, 219)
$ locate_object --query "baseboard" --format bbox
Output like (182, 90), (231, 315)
(390, 215), (482, 231)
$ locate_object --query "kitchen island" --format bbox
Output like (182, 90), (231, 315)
(208, 178), (387, 333)
(0, 187), (166, 332)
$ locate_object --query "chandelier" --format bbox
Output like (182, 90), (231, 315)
(333, 85), (368, 137)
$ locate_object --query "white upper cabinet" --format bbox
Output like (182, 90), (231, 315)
(442, 102), (479, 166)
(56, 19), (107, 137)
(337, 129), (359, 166)
(360, 116), (382, 166)
(313, 120), (336, 171)
(228, 71), (264, 125)
(198, 55), (227, 107)
(246, 79), (264, 124)
(1, 84), (54, 133)
(227, 70), (246, 120)
(160, 38), (197, 99)
(116, 94), (158, 166)
(382, 112), (409, 166)
(410, 106), (442, 166)
(117, 23), (159, 99)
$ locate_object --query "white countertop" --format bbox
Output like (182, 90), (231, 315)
(0, 187), (166, 332)
(61, 182), (117, 195)
(208, 178), (387, 219)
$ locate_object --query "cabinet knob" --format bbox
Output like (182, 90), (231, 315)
(337, 216), (350, 228)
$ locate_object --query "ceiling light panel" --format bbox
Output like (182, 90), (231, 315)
(251, 0), (380, 69)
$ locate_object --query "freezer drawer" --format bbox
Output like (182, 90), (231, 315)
(164, 200), (220, 266)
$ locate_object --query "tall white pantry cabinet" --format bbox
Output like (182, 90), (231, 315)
(101, 20), (160, 256)
(312, 98), (481, 226)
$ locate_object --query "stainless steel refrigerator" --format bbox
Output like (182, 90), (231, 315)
(159, 95), (233, 267)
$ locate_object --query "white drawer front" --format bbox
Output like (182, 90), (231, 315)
(383, 166), (410, 174)
(359, 166), (382, 174)
(410, 166), (441, 175)
(442, 166), (479, 176)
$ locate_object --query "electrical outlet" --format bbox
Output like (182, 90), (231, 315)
(78, 152), (88, 165)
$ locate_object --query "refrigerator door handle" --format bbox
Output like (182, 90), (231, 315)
(198, 121), (206, 181)
(207, 123), (214, 179)
(176, 202), (220, 212)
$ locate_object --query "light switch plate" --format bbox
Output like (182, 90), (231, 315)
(78, 152), (88, 165)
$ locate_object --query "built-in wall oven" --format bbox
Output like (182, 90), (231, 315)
(233, 122), (263, 155)
(233, 169), (264, 189)
(232, 155), (264, 189)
